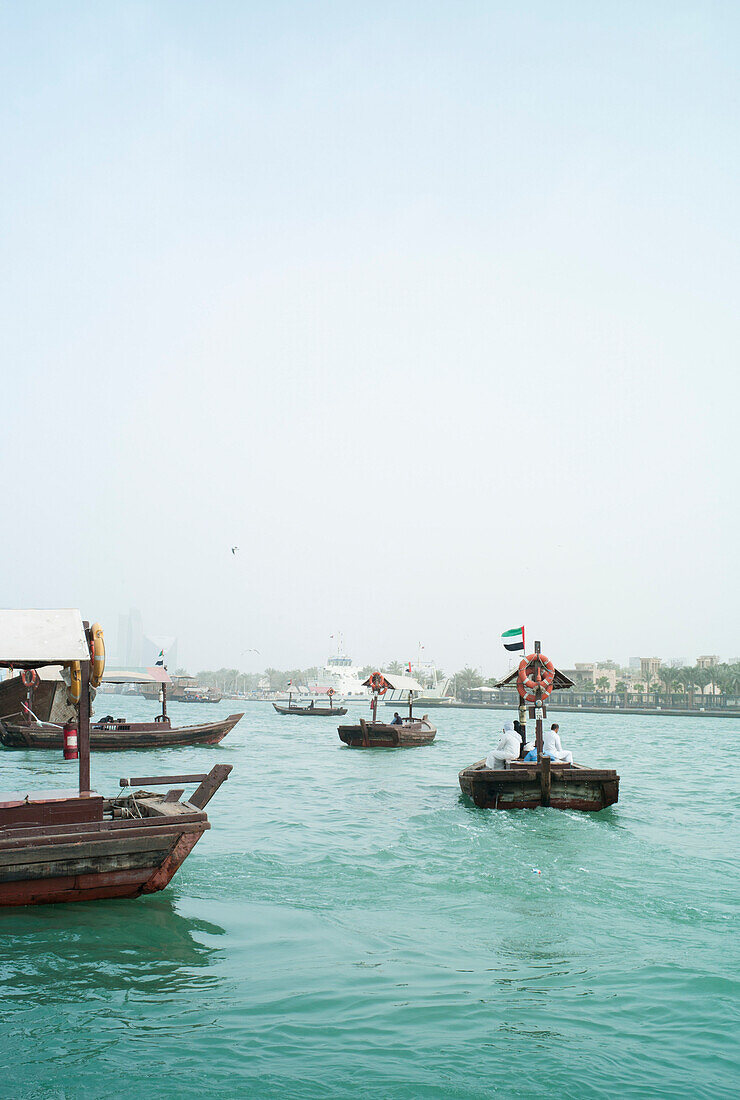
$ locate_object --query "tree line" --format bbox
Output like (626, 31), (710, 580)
(180, 660), (740, 697)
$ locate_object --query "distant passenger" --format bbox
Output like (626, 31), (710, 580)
(309, 699), (315, 710)
(390, 712), (403, 725)
(543, 723), (573, 764)
(485, 721), (521, 769)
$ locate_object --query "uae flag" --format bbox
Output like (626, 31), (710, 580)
(501, 627), (525, 652)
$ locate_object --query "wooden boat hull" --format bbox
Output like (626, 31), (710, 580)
(0, 713), (243, 751)
(458, 759), (619, 811)
(273, 703), (348, 716)
(0, 818), (208, 905)
(0, 765), (232, 906)
(337, 720), (437, 748)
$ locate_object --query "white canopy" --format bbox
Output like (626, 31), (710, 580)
(363, 673), (424, 692)
(102, 668), (172, 685)
(0, 609), (90, 668)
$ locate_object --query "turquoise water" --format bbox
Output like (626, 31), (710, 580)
(1, 697), (738, 1099)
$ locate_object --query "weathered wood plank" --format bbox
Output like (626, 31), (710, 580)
(0, 817), (207, 851)
(0, 827), (205, 868)
(0, 850), (170, 882)
(0, 810), (208, 846)
(540, 755), (551, 806)
(119, 773), (208, 788)
(189, 765), (233, 809)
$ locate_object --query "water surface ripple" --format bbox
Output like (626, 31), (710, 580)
(1, 698), (737, 1098)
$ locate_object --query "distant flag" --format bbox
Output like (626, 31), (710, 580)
(287, 679), (292, 687)
(502, 627), (525, 653)
(155, 650), (165, 667)
(231, 546), (238, 555)
(407, 661), (412, 674)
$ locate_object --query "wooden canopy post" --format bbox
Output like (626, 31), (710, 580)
(534, 640), (543, 760)
(408, 690), (414, 719)
(78, 625), (91, 795)
(371, 692), (378, 723)
(161, 682), (168, 721)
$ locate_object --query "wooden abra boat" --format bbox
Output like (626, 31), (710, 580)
(273, 688), (347, 716)
(273, 702), (347, 716)
(458, 642), (619, 812)
(338, 714), (436, 747)
(0, 765), (232, 906)
(458, 756), (619, 811)
(0, 667), (242, 751)
(0, 712), (243, 751)
(337, 672), (437, 748)
(0, 609), (233, 907)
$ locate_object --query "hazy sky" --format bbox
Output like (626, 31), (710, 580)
(1, 1), (737, 676)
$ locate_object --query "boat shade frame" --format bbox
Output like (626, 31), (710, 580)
(495, 666), (575, 691)
(102, 668), (172, 685)
(0, 609), (90, 669)
(362, 673), (424, 692)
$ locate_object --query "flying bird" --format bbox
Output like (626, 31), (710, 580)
(231, 546), (238, 555)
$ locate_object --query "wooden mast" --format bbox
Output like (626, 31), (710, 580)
(78, 621), (91, 795)
(534, 640), (544, 760)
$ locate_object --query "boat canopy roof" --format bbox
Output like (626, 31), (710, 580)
(0, 609), (90, 669)
(102, 667), (172, 685)
(363, 673), (424, 692)
(495, 665), (575, 691)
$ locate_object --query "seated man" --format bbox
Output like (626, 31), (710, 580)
(542, 722), (573, 764)
(389, 712), (403, 725)
(485, 721), (521, 768)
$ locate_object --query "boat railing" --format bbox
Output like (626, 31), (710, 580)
(118, 764), (233, 809)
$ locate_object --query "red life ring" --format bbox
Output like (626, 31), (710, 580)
(20, 669), (40, 689)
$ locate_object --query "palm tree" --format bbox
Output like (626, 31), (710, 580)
(454, 667), (484, 695)
(385, 660), (404, 675)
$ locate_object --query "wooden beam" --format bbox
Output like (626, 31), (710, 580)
(119, 773), (208, 788)
(78, 636), (91, 795)
(540, 755), (551, 806)
(188, 764), (233, 810)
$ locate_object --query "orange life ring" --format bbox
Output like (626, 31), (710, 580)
(368, 672), (388, 696)
(517, 654), (555, 702)
(20, 669), (40, 689)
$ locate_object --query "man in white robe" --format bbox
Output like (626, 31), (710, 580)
(542, 723), (573, 764)
(485, 721), (521, 769)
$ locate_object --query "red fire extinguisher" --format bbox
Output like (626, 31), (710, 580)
(63, 723), (78, 760)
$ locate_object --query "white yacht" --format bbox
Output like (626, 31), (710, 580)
(308, 640), (370, 702)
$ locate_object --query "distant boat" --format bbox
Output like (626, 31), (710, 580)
(306, 638), (370, 701)
(337, 673), (438, 748)
(0, 667), (241, 751)
(0, 712), (243, 751)
(273, 689), (347, 717)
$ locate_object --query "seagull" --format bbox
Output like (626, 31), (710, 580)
(231, 546), (238, 555)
